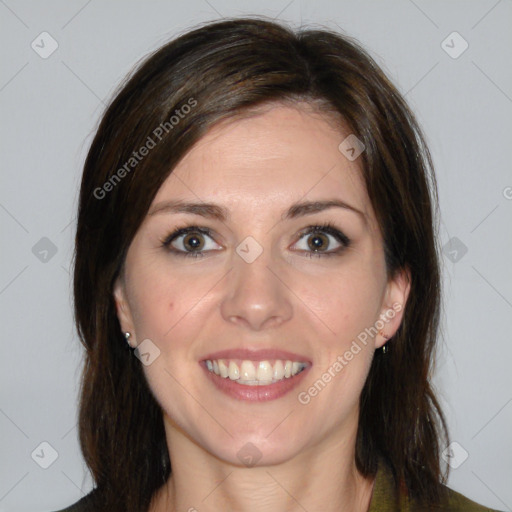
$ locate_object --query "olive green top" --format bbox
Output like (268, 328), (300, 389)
(367, 459), (501, 512)
(53, 459), (501, 512)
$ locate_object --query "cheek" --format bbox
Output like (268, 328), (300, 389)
(122, 254), (177, 337)
(292, 259), (384, 400)
(300, 266), (384, 340)
(125, 258), (218, 344)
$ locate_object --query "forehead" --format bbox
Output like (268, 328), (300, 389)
(152, 104), (373, 224)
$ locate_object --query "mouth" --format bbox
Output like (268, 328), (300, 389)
(199, 349), (312, 401)
(203, 358), (309, 385)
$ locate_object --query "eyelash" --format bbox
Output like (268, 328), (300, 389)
(160, 222), (351, 259)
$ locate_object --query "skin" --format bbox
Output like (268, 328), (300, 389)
(114, 103), (410, 512)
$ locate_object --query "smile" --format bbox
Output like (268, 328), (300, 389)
(200, 357), (311, 402)
(205, 358), (309, 385)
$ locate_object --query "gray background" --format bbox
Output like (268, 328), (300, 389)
(1, 1), (511, 511)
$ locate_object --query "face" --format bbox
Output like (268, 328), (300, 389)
(114, 104), (409, 467)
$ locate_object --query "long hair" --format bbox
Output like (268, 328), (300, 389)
(73, 16), (448, 511)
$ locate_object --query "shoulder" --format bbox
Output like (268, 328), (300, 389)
(50, 489), (99, 512)
(429, 484), (504, 512)
(404, 482), (503, 511)
(369, 457), (503, 512)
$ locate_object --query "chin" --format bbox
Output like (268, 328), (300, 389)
(207, 429), (308, 469)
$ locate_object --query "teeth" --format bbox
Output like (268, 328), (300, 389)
(240, 360), (256, 380)
(228, 361), (240, 380)
(205, 358), (307, 385)
(256, 361), (273, 383)
(273, 360), (284, 380)
(218, 359), (229, 378)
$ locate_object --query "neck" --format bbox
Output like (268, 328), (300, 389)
(150, 417), (375, 512)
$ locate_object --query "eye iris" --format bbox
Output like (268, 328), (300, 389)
(183, 232), (204, 251)
(308, 232), (328, 251)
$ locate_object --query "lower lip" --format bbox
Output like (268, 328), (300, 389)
(200, 362), (311, 402)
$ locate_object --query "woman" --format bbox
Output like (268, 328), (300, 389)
(55, 17), (500, 512)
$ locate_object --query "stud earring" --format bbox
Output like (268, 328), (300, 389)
(124, 332), (132, 347)
(378, 331), (390, 354)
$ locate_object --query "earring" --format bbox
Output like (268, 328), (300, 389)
(378, 330), (389, 354)
(124, 332), (133, 347)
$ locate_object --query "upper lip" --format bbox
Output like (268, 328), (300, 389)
(201, 348), (311, 363)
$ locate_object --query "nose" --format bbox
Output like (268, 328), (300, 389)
(220, 247), (293, 331)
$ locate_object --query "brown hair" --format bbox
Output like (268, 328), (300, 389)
(73, 16), (448, 511)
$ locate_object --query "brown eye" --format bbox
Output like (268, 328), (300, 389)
(291, 223), (350, 257)
(163, 226), (222, 258)
(182, 232), (205, 251)
(307, 232), (330, 252)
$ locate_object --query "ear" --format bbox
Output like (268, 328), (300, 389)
(374, 267), (411, 349)
(113, 276), (137, 348)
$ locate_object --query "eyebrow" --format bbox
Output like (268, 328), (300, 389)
(148, 199), (366, 224)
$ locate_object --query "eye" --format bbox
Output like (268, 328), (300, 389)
(291, 223), (350, 257)
(161, 223), (350, 259)
(162, 226), (222, 258)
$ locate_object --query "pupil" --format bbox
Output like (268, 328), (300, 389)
(309, 233), (327, 251)
(185, 233), (203, 250)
